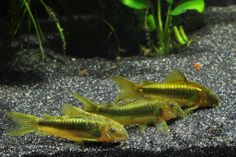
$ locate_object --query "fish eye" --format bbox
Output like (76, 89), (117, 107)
(169, 103), (175, 108)
(109, 128), (116, 134)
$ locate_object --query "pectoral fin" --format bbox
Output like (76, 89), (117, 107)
(183, 94), (200, 114)
(155, 118), (169, 133)
(138, 125), (147, 133)
(176, 108), (187, 118)
(184, 105), (199, 114)
(169, 102), (187, 118)
(36, 131), (52, 136)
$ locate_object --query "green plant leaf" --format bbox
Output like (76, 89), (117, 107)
(166, 0), (174, 4)
(147, 15), (156, 31)
(170, 0), (205, 16)
(120, 0), (147, 9)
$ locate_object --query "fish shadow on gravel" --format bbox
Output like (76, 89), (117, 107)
(22, 149), (155, 157)
(0, 69), (45, 85)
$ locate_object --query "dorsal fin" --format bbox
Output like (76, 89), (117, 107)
(73, 93), (99, 112)
(141, 81), (154, 85)
(43, 114), (66, 120)
(163, 69), (188, 82)
(43, 114), (57, 119)
(112, 76), (142, 102)
(61, 104), (89, 116)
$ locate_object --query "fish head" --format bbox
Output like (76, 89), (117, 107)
(201, 88), (219, 107)
(99, 121), (128, 142)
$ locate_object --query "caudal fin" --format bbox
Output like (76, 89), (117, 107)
(7, 112), (38, 136)
(112, 76), (142, 102)
(73, 93), (99, 112)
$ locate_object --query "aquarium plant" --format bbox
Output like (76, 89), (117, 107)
(120, 0), (205, 55)
(2, 0), (66, 61)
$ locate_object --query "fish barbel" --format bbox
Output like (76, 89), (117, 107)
(7, 110), (128, 143)
(112, 69), (219, 112)
(73, 93), (186, 132)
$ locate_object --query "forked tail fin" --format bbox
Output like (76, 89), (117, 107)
(7, 112), (38, 136)
(73, 93), (99, 112)
(112, 76), (142, 102)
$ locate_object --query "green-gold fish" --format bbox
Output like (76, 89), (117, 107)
(7, 109), (128, 143)
(112, 69), (219, 112)
(73, 93), (186, 132)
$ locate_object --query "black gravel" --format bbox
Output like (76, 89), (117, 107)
(0, 6), (236, 157)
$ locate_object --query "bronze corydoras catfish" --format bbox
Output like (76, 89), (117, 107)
(73, 93), (186, 132)
(112, 69), (219, 112)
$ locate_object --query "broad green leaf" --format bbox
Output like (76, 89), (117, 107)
(147, 15), (156, 31)
(170, 0), (205, 16)
(166, 0), (174, 4)
(120, 0), (147, 9)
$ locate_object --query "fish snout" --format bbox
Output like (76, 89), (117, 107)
(206, 90), (220, 107)
(112, 126), (128, 142)
(101, 124), (128, 142)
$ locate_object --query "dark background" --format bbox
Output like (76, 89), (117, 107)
(0, 0), (236, 60)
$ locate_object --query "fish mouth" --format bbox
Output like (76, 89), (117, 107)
(101, 130), (128, 142)
(104, 135), (128, 143)
(212, 95), (220, 107)
(114, 130), (129, 142)
(115, 137), (128, 143)
(213, 99), (220, 107)
(115, 132), (129, 142)
(207, 90), (220, 107)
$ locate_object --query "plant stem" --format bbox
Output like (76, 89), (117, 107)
(144, 1), (152, 48)
(164, 4), (172, 37)
(163, 3), (173, 54)
(103, 18), (121, 53)
(157, 0), (163, 37)
(23, 0), (45, 59)
(149, 0), (159, 37)
(40, 0), (67, 56)
(150, 0), (165, 55)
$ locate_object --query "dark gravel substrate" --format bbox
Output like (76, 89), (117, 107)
(0, 6), (236, 157)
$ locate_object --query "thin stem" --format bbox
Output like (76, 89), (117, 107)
(157, 0), (164, 55)
(144, 1), (152, 48)
(164, 4), (172, 36)
(157, 0), (163, 36)
(10, 0), (28, 38)
(149, 0), (159, 39)
(23, 0), (45, 59)
(150, 0), (164, 55)
(162, 3), (173, 53)
(103, 18), (121, 52)
(40, 0), (67, 56)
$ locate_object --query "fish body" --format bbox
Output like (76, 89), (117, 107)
(112, 70), (219, 112)
(7, 111), (128, 143)
(73, 94), (186, 129)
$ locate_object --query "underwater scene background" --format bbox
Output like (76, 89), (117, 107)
(0, 1), (236, 157)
